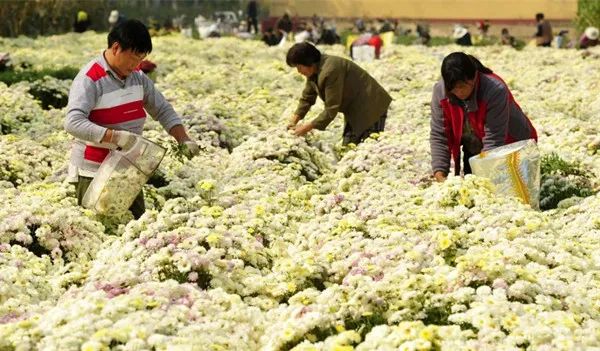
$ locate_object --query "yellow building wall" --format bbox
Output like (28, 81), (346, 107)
(264, 0), (577, 20)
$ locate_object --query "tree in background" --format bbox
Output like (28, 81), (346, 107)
(0, 0), (244, 37)
(575, 0), (600, 32)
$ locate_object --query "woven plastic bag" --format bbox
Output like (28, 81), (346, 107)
(469, 139), (541, 209)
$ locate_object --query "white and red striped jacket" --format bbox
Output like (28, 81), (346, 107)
(64, 52), (182, 181)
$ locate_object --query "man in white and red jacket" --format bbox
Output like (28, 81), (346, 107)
(65, 19), (199, 218)
(430, 52), (537, 182)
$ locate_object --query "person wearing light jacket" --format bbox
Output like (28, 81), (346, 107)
(64, 19), (199, 218)
(430, 52), (537, 182)
(286, 42), (392, 145)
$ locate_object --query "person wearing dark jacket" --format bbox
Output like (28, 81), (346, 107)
(430, 52), (537, 182)
(286, 42), (392, 145)
(501, 28), (517, 47)
(73, 10), (91, 33)
(534, 13), (553, 47)
(262, 27), (282, 46)
(247, 0), (258, 34)
(276, 13), (293, 34)
(453, 26), (472, 46)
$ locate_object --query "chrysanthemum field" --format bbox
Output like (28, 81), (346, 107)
(2, 32), (600, 351)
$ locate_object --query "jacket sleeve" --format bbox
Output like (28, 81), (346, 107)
(141, 72), (183, 133)
(64, 74), (107, 143)
(429, 83), (451, 175)
(482, 86), (509, 150)
(294, 80), (318, 118)
(311, 68), (344, 130)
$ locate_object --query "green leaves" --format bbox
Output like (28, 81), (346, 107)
(539, 153), (596, 210)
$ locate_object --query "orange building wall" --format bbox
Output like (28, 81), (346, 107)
(264, 0), (577, 20)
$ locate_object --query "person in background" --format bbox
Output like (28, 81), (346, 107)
(247, 0), (258, 34)
(276, 12), (293, 35)
(64, 20), (199, 219)
(0, 52), (12, 72)
(73, 10), (91, 33)
(350, 28), (383, 59)
(554, 30), (570, 49)
(430, 52), (537, 182)
(262, 27), (283, 46)
(318, 26), (340, 45)
(108, 10), (126, 31)
(312, 14), (324, 31)
(378, 18), (393, 33)
(355, 17), (366, 33)
(453, 25), (472, 46)
(534, 13), (553, 47)
(285, 42), (392, 145)
(476, 20), (490, 37)
(416, 23), (431, 45)
(579, 26), (599, 49)
(500, 28), (516, 47)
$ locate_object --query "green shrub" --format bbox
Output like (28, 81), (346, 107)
(575, 0), (600, 32)
(539, 153), (596, 210)
(0, 67), (76, 109)
(395, 34), (418, 45)
(0, 66), (78, 85)
(430, 36), (455, 46)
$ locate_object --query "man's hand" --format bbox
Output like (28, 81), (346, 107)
(294, 122), (314, 136)
(111, 130), (138, 150)
(287, 114), (302, 129)
(433, 171), (447, 183)
(181, 140), (200, 159)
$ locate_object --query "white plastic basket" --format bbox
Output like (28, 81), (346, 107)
(82, 137), (166, 215)
(352, 45), (376, 62)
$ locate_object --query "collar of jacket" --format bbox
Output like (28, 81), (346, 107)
(449, 71), (480, 113)
(100, 50), (131, 84)
(309, 53), (328, 82)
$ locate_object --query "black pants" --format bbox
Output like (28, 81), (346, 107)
(247, 17), (258, 34)
(75, 176), (145, 219)
(342, 111), (387, 146)
(462, 149), (473, 175)
(457, 146), (479, 175)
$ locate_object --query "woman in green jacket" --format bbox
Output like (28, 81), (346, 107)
(286, 42), (392, 145)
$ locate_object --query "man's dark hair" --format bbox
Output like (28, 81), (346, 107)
(108, 19), (152, 54)
(441, 52), (493, 92)
(286, 42), (321, 66)
(536, 13), (544, 21)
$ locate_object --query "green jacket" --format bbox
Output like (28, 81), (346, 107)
(294, 54), (392, 135)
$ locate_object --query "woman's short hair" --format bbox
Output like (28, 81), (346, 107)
(286, 42), (321, 67)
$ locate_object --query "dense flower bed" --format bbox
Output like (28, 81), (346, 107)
(1, 33), (600, 350)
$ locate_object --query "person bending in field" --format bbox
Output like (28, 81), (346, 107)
(286, 42), (392, 145)
(430, 52), (538, 182)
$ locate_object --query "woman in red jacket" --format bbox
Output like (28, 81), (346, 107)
(430, 52), (537, 182)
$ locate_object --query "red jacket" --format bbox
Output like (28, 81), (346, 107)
(430, 72), (537, 175)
